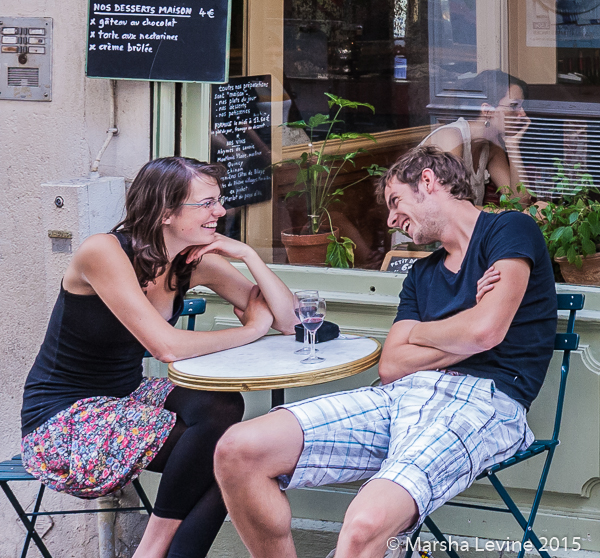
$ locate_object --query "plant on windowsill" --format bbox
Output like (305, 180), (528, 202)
(535, 161), (600, 284)
(276, 93), (386, 268)
(485, 164), (600, 284)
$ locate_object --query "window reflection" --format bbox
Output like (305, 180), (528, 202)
(267, 0), (600, 269)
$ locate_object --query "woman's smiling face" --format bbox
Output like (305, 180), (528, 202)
(162, 174), (227, 252)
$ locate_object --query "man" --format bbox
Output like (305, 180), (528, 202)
(214, 146), (557, 558)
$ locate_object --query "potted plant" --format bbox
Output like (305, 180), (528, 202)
(276, 93), (385, 268)
(487, 165), (600, 284)
(535, 162), (600, 284)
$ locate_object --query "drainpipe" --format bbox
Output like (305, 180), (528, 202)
(94, 80), (119, 558)
(90, 79), (119, 178)
(97, 495), (116, 558)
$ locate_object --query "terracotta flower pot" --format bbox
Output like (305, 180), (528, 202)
(555, 251), (600, 285)
(281, 227), (339, 266)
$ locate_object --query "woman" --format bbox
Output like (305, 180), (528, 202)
(420, 70), (531, 206)
(20, 157), (297, 558)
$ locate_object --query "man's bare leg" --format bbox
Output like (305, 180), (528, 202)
(214, 409), (304, 558)
(335, 479), (419, 558)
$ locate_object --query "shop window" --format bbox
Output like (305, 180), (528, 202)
(234, 0), (600, 269)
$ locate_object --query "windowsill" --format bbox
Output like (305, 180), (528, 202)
(281, 125), (432, 158)
(188, 262), (600, 323)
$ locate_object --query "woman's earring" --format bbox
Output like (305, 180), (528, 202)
(485, 117), (491, 128)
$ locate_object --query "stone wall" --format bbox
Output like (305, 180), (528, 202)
(0, 1), (151, 555)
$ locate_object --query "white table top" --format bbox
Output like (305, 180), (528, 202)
(168, 334), (381, 391)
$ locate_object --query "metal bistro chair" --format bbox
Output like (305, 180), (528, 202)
(0, 298), (206, 558)
(410, 293), (584, 558)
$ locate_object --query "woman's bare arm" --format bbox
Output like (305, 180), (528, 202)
(188, 235), (297, 334)
(67, 234), (274, 362)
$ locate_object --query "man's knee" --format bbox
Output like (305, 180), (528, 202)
(342, 506), (390, 548)
(339, 481), (420, 551)
(215, 410), (303, 485)
(215, 422), (260, 478)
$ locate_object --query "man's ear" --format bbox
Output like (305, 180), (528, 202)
(421, 168), (436, 193)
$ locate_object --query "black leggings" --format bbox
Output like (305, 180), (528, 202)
(146, 386), (244, 558)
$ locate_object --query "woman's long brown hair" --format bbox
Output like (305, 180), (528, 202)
(112, 157), (226, 290)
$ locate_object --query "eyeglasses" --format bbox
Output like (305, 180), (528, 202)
(181, 196), (226, 210)
(497, 100), (524, 112)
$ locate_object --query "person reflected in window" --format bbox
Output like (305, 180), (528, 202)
(420, 70), (531, 206)
(20, 157), (297, 558)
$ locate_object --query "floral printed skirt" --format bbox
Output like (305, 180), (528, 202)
(21, 377), (176, 499)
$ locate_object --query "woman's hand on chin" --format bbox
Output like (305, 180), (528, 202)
(504, 113), (530, 148)
(186, 233), (254, 263)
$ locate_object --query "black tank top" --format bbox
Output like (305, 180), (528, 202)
(21, 232), (190, 437)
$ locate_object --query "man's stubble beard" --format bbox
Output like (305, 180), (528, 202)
(412, 199), (444, 246)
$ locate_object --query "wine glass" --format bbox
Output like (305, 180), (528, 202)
(293, 290), (319, 355)
(298, 297), (326, 364)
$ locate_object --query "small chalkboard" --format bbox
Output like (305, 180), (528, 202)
(86, 0), (231, 82)
(381, 251), (432, 273)
(210, 75), (272, 208)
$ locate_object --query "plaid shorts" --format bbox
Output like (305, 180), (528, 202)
(276, 371), (533, 530)
(21, 377), (176, 499)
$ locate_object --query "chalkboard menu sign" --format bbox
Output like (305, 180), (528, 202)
(381, 251), (431, 273)
(210, 75), (272, 208)
(86, 0), (231, 82)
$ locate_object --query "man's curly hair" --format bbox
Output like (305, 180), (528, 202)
(375, 145), (475, 204)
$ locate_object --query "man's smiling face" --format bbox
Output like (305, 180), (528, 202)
(385, 174), (443, 246)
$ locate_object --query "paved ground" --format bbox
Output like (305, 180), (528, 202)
(207, 518), (600, 558)
(208, 519), (339, 558)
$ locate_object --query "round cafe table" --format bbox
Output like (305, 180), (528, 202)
(168, 334), (382, 407)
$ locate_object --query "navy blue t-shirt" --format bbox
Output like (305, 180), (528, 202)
(395, 211), (557, 409)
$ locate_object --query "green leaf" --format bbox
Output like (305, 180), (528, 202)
(306, 114), (332, 128)
(294, 169), (308, 187)
(330, 189), (345, 197)
(325, 241), (349, 268)
(284, 190), (304, 200)
(341, 236), (356, 266)
(309, 164), (331, 174)
(568, 211), (579, 224)
(580, 221), (591, 240)
(325, 236), (356, 268)
(283, 120), (307, 129)
(588, 212), (600, 236)
(342, 151), (360, 161)
(324, 92), (343, 107)
(555, 246), (566, 258)
(324, 92), (375, 113)
(562, 226), (574, 244)
(366, 164), (388, 176)
(582, 238), (596, 255)
(549, 227), (567, 242)
(529, 206), (538, 218)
